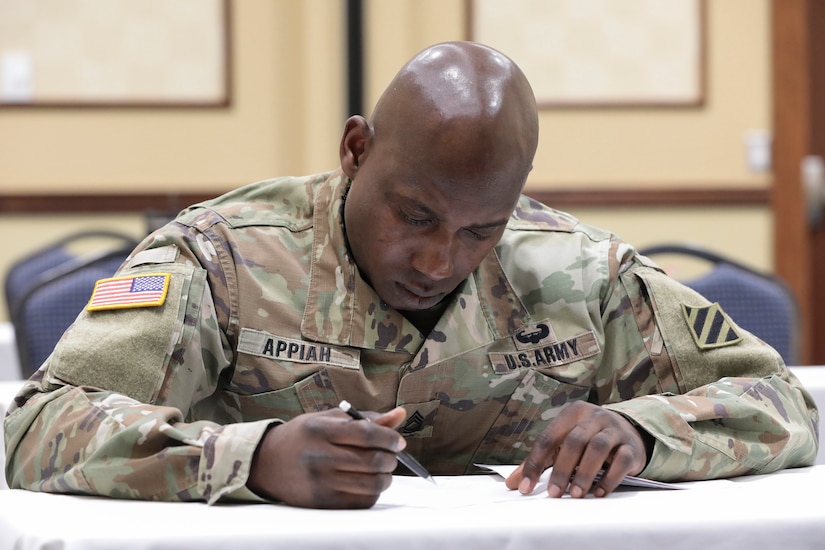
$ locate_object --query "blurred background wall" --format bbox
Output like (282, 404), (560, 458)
(0, 0), (771, 322)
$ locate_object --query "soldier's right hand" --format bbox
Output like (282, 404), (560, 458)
(246, 406), (407, 508)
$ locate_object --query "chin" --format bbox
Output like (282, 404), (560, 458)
(378, 287), (420, 312)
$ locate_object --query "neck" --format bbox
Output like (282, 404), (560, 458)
(401, 297), (451, 335)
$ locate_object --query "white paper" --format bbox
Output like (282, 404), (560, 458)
(476, 464), (738, 492)
(375, 473), (550, 509)
(476, 464), (684, 491)
(375, 465), (738, 509)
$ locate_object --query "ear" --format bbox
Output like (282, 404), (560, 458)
(340, 116), (372, 179)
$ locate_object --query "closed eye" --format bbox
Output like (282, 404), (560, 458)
(402, 212), (432, 226)
(465, 228), (495, 241)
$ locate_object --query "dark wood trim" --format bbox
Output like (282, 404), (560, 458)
(0, 193), (220, 214)
(0, 185), (769, 214)
(772, 0), (816, 363)
(809, 1), (825, 366)
(527, 186), (768, 208)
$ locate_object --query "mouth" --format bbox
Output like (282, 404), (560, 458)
(396, 282), (445, 308)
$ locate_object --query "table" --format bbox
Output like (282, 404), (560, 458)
(1, 466), (824, 550)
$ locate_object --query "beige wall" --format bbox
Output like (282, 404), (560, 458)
(364, 0), (771, 187)
(0, 0), (772, 321)
(0, 1), (345, 192)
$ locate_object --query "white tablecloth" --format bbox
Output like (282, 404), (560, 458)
(1, 466), (824, 550)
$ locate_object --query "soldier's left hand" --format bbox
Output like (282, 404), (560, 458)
(504, 401), (649, 498)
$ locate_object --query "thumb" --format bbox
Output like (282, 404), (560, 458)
(504, 462), (527, 491)
(372, 406), (407, 430)
(505, 460), (543, 495)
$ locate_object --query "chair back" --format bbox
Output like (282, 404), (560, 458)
(5, 231), (138, 377)
(639, 244), (800, 365)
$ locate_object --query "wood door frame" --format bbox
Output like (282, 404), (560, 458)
(772, 0), (825, 364)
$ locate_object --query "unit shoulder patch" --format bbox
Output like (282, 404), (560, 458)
(86, 273), (171, 311)
(681, 302), (742, 350)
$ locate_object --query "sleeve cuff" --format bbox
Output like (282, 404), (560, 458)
(198, 418), (282, 505)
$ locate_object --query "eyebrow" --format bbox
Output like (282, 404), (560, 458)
(406, 196), (509, 230)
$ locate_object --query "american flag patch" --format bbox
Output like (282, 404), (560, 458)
(86, 273), (171, 312)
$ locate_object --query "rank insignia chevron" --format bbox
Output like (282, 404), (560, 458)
(681, 303), (743, 350)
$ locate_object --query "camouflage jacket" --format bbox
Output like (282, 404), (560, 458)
(4, 170), (819, 504)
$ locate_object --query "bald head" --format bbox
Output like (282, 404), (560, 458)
(339, 42), (540, 312)
(369, 41), (539, 189)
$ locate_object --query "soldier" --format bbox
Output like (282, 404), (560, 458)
(4, 41), (819, 509)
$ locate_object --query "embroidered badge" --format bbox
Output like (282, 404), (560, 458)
(398, 400), (439, 439)
(681, 303), (742, 349)
(401, 410), (425, 435)
(490, 331), (600, 374)
(512, 320), (557, 350)
(86, 273), (170, 311)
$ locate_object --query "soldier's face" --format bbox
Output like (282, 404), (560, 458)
(343, 131), (523, 313)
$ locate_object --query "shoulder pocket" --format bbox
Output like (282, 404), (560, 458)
(49, 262), (205, 403)
(631, 267), (782, 392)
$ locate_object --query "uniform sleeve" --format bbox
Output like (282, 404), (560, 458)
(4, 220), (273, 504)
(599, 245), (819, 481)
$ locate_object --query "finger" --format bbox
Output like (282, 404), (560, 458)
(335, 445), (400, 475)
(288, 426), (400, 475)
(567, 430), (614, 498)
(300, 471), (394, 509)
(304, 490), (382, 510)
(326, 468), (395, 497)
(592, 444), (638, 498)
(333, 414), (406, 452)
(514, 430), (560, 495)
(372, 406), (407, 430)
(504, 463), (526, 491)
(547, 425), (589, 498)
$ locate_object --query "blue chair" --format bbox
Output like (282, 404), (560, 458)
(638, 243), (800, 366)
(5, 231), (138, 377)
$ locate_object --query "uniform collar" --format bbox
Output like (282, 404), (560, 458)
(300, 169), (531, 359)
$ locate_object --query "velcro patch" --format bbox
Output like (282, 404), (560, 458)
(86, 273), (171, 311)
(681, 303), (742, 350)
(127, 245), (179, 268)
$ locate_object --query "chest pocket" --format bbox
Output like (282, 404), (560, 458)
(469, 368), (591, 467)
(218, 368), (341, 424)
(397, 347), (593, 474)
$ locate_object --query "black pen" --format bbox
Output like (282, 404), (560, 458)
(339, 400), (436, 485)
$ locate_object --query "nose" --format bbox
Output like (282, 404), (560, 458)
(410, 230), (455, 281)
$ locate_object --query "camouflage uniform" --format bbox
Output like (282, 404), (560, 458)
(4, 170), (819, 504)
